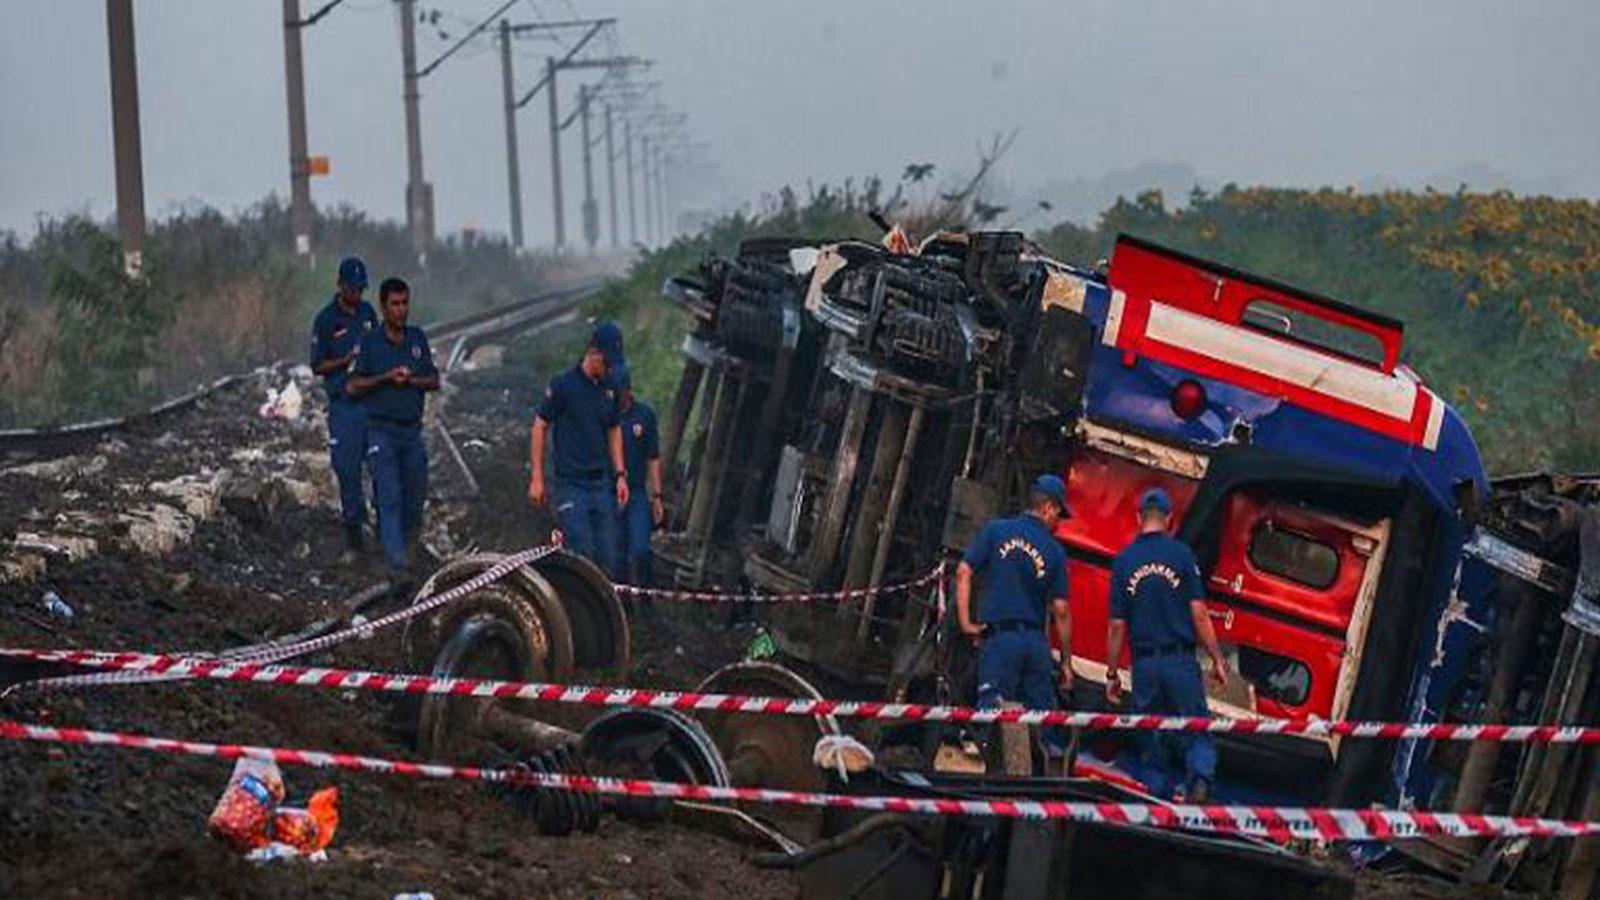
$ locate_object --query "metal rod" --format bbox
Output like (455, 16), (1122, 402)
(858, 404), (927, 643)
(417, 0), (517, 78)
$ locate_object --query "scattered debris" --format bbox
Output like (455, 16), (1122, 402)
(256, 381), (303, 421)
(40, 589), (73, 620)
(208, 758), (286, 853)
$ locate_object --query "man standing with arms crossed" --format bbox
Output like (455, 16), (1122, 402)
(309, 257), (378, 559)
(1105, 487), (1229, 802)
(527, 325), (629, 578)
(956, 474), (1075, 719)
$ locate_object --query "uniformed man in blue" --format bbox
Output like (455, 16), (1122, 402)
(614, 365), (664, 586)
(955, 474), (1075, 715)
(1104, 487), (1230, 801)
(345, 277), (439, 573)
(527, 324), (629, 578)
(309, 256), (379, 558)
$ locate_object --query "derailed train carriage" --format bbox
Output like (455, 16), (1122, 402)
(398, 229), (1598, 896)
(643, 228), (1600, 890)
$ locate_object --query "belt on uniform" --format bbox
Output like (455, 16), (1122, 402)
(557, 470), (611, 486)
(984, 620), (1043, 634)
(368, 415), (420, 428)
(1132, 641), (1194, 658)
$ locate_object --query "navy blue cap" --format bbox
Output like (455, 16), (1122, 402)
(1030, 474), (1069, 515)
(337, 256), (368, 291)
(590, 319), (625, 367)
(1139, 487), (1173, 515)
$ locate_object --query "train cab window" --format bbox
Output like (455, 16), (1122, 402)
(1248, 523), (1339, 589)
(1242, 298), (1386, 368)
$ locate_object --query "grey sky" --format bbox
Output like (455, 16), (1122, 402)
(3, 0), (1597, 244)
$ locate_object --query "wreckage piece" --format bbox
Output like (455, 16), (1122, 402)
(530, 551), (630, 674)
(401, 550), (629, 759)
(693, 662), (841, 791)
(579, 707), (731, 822)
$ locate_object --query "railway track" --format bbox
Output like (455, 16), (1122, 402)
(0, 276), (608, 461)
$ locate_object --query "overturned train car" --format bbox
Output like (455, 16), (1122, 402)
(652, 231), (1600, 829)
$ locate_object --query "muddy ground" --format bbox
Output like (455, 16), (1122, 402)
(0, 334), (1501, 899)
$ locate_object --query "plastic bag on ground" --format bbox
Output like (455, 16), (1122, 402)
(208, 758), (286, 851)
(270, 786), (340, 853)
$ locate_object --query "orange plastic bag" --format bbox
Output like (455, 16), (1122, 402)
(270, 787), (340, 853)
(207, 759), (286, 852)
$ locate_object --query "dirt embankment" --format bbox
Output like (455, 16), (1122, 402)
(0, 356), (785, 899)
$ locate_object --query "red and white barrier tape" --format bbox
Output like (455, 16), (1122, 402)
(611, 563), (944, 604)
(6, 648), (1596, 744)
(4, 545), (560, 695)
(2, 718), (1595, 841)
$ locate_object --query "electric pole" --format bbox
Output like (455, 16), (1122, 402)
(624, 120), (637, 245)
(498, 19), (523, 249)
(105, 0), (145, 278)
(604, 105), (619, 250)
(545, 57), (565, 251)
(640, 134), (653, 246)
(399, 0), (432, 254)
(655, 142), (667, 241)
(282, 0), (313, 257)
(579, 85), (598, 252)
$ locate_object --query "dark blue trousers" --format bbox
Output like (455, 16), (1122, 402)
(618, 489), (653, 585)
(555, 478), (619, 579)
(327, 400), (369, 530)
(368, 422), (427, 571)
(1131, 651), (1216, 786)
(976, 629), (1056, 711)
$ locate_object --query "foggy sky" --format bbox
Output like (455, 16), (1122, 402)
(3, 0), (1598, 245)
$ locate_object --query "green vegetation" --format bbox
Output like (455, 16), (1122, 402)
(0, 198), (561, 428)
(591, 184), (1600, 474)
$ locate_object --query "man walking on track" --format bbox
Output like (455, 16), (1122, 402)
(1104, 486), (1229, 802)
(527, 323), (629, 578)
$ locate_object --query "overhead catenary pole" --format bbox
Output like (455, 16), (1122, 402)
(579, 85), (598, 252)
(399, 0), (432, 254)
(545, 57), (565, 250)
(105, 0), (145, 278)
(654, 142), (667, 241)
(604, 104), (618, 250)
(624, 120), (637, 245)
(282, 0), (314, 257)
(497, 19), (523, 249)
(640, 134), (653, 247)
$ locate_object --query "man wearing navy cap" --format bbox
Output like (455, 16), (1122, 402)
(309, 256), (379, 558)
(614, 365), (664, 586)
(1105, 487), (1229, 801)
(346, 277), (439, 573)
(956, 474), (1075, 718)
(528, 323), (629, 578)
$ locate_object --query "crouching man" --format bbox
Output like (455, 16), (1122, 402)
(346, 277), (439, 573)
